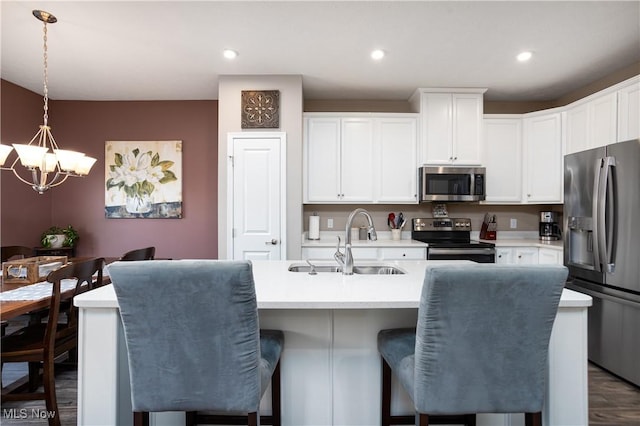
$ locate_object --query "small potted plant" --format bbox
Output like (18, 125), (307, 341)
(41, 225), (79, 249)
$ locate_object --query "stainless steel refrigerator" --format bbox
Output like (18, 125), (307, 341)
(564, 138), (640, 386)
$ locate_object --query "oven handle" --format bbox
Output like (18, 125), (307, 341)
(428, 248), (496, 255)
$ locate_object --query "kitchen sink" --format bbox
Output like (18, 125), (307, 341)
(352, 266), (405, 275)
(288, 264), (342, 273)
(288, 264), (405, 275)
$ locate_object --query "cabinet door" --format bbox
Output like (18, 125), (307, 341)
(452, 94), (483, 165)
(539, 248), (563, 265)
(514, 247), (539, 264)
(376, 117), (418, 203)
(483, 118), (522, 203)
(341, 118), (374, 202)
(421, 93), (453, 164)
(496, 247), (514, 264)
(305, 118), (341, 202)
(523, 113), (563, 203)
(590, 92), (617, 148)
(565, 103), (589, 155)
(618, 79), (640, 141)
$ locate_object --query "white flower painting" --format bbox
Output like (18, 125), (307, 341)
(105, 140), (182, 218)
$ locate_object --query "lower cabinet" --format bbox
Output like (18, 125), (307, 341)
(538, 247), (563, 264)
(496, 246), (563, 265)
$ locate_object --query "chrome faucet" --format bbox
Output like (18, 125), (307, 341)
(334, 208), (377, 275)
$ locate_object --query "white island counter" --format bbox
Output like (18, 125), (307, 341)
(75, 260), (591, 426)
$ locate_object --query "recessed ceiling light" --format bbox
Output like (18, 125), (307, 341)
(223, 49), (238, 59)
(371, 49), (385, 60)
(517, 51), (533, 62)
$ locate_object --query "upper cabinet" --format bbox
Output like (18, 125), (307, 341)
(409, 88), (487, 165)
(565, 92), (617, 154)
(482, 116), (522, 203)
(565, 75), (639, 154)
(303, 113), (418, 204)
(617, 76), (640, 142)
(375, 116), (418, 203)
(523, 111), (563, 204)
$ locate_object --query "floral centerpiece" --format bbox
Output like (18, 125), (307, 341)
(106, 148), (177, 214)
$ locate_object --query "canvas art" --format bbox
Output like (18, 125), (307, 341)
(105, 140), (182, 218)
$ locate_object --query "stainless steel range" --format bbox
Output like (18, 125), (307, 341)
(411, 218), (496, 263)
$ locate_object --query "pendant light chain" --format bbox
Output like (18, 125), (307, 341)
(42, 21), (49, 127)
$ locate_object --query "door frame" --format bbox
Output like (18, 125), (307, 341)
(226, 132), (287, 260)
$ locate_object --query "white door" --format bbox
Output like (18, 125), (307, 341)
(228, 133), (286, 260)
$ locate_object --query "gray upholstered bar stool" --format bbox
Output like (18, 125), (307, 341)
(377, 264), (568, 426)
(109, 259), (284, 426)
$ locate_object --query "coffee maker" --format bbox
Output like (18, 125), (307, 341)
(539, 211), (562, 241)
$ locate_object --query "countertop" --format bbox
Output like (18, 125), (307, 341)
(75, 260), (590, 310)
(302, 231), (563, 251)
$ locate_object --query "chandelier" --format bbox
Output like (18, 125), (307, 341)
(0, 10), (96, 194)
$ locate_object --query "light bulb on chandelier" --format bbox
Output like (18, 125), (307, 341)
(0, 10), (96, 194)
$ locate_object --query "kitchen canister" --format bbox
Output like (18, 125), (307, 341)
(351, 227), (359, 240)
(308, 213), (320, 240)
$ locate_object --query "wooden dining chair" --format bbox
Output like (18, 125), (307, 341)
(1, 262), (83, 426)
(1, 245), (33, 263)
(120, 246), (155, 261)
(377, 264), (567, 426)
(109, 260), (284, 426)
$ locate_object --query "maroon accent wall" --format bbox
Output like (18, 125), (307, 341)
(1, 80), (219, 259)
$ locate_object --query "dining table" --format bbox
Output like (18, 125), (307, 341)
(0, 257), (112, 321)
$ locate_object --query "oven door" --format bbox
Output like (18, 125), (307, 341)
(427, 247), (496, 263)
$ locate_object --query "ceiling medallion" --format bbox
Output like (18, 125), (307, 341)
(241, 90), (280, 129)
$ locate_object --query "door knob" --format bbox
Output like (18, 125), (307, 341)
(265, 239), (278, 245)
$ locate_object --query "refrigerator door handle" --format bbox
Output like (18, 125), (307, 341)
(598, 156), (616, 273)
(592, 158), (603, 272)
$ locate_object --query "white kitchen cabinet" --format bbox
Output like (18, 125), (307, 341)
(375, 117), (418, 203)
(341, 118), (375, 202)
(617, 76), (640, 142)
(410, 89), (486, 165)
(303, 116), (374, 203)
(565, 92), (617, 154)
(482, 116), (522, 203)
(304, 117), (341, 202)
(304, 113), (418, 204)
(495, 247), (538, 264)
(378, 247), (426, 260)
(522, 111), (564, 204)
(539, 248), (563, 265)
(495, 247), (514, 264)
(514, 247), (540, 264)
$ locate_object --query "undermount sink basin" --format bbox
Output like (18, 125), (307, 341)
(288, 264), (405, 275)
(352, 266), (405, 275)
(288, 265), (342, 273)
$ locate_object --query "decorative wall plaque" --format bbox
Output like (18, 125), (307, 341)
(241, 90), (280, 129)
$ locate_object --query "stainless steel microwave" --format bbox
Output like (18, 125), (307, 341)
(418, 166), (486, 202)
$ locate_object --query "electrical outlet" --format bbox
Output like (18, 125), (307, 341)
(510, 218), (517, 229)
(327, 218), (333, 229)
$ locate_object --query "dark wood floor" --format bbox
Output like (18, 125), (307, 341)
(1, 362), (639, 425)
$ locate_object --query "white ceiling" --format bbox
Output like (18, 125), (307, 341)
(1, 1), (639, 102)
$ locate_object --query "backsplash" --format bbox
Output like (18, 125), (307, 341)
(303, 204), (563, 234)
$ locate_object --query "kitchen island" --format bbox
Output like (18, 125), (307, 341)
(74, 260), (591, 426)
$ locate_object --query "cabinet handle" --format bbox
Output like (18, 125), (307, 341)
(454, 156), (458, 160)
